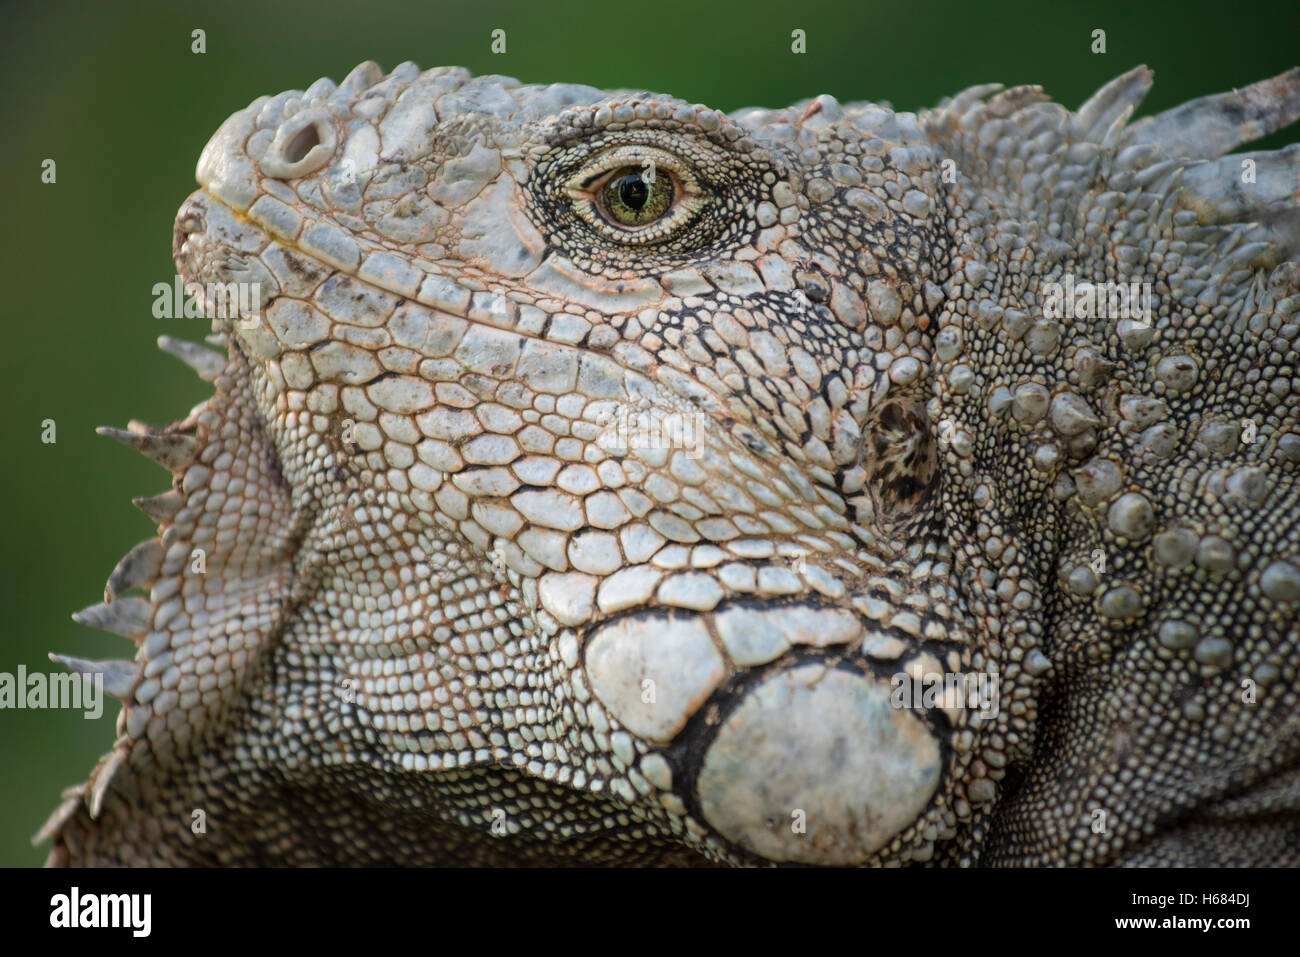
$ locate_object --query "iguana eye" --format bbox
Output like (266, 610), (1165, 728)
(565, 146), (708, 245)
(599, 167), (674, 225)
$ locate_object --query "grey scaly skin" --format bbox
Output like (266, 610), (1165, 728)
(37, 61), (1300, 866)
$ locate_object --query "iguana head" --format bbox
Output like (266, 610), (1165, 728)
(175, 59), (980, 865)
(47, 60), (1300, 866)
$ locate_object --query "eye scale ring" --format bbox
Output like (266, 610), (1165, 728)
(564, 145), (709, 245)
(529, 123), (769, 269)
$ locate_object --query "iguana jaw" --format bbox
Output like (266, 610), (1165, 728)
(170, 179), (987, 864)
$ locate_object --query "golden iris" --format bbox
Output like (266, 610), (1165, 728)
(598, 166), (675, 226)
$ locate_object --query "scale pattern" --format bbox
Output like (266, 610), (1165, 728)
(37, 61), (1300, 866)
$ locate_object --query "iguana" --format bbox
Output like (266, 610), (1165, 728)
(37, 61), (1300, 866)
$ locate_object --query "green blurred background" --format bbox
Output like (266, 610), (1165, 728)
(1, 0), (1297, 866)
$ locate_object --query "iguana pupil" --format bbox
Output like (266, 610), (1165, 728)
(617, 174), (648, 209)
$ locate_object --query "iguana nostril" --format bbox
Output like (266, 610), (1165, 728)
(260, 108), (336, 179)
(283, 123), (322, 164)
(695, 663), (941, 865)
